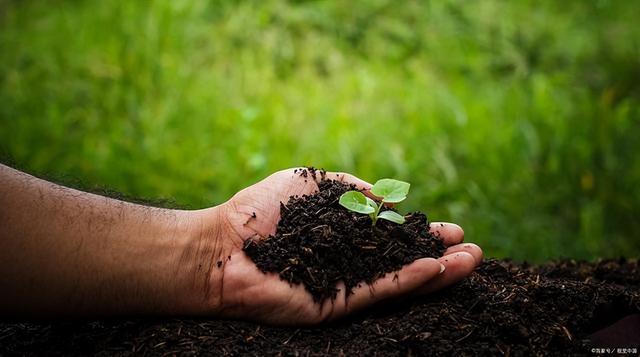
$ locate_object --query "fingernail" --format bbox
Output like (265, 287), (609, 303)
(439, 263), (446, 274)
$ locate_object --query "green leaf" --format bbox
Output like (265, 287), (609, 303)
(370, 179), (410, 203)
(378, 210), (406, 224)
(365, 196), (378, 210)
(339, 191), (375, 214)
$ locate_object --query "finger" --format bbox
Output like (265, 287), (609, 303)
(417, 252), (478, 295)
(336, 257), (444, 317)
(324, 171), (372, 190)
(444, 243), (483, 265)
(429, 222), (464, 246)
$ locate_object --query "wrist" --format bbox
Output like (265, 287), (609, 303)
(169, 205), (229, 316)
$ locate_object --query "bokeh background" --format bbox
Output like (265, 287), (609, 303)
(1, 1), (639, 261)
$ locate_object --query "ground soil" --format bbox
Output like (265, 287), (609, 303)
(243, 177), (446, 302)
(1, 259), (638, 356)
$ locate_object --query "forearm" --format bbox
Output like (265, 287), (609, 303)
(0, 164), (223, 317)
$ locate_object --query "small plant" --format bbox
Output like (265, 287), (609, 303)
(339, 178), (410, 226)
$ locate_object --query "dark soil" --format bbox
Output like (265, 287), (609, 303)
(1, 259), (638, 356)
(243, 177), (446, 302)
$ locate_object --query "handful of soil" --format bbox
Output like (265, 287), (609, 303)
(243, 176), (446, 302)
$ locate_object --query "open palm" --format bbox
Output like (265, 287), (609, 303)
(209, 168), (482, 325)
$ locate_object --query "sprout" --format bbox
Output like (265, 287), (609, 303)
(338, 178), (410, 226)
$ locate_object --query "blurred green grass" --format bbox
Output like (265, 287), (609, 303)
(1, 0), (639, 261)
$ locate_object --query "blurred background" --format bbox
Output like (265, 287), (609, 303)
(1, 0), (639, 261)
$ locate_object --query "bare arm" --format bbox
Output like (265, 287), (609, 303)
(0, 164), (481, 323)
(0, 164), (215, 316)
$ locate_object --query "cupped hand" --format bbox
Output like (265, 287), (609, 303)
(202, 168), (482, 325)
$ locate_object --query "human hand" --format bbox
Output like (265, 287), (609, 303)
(196, 168), (482, 325)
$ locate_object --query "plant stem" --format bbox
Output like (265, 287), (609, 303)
(370, 200), (384, 226)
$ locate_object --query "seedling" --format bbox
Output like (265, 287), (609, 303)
(339, 179), (410, 226)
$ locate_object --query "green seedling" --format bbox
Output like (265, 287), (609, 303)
(339, 179), (410, 226)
